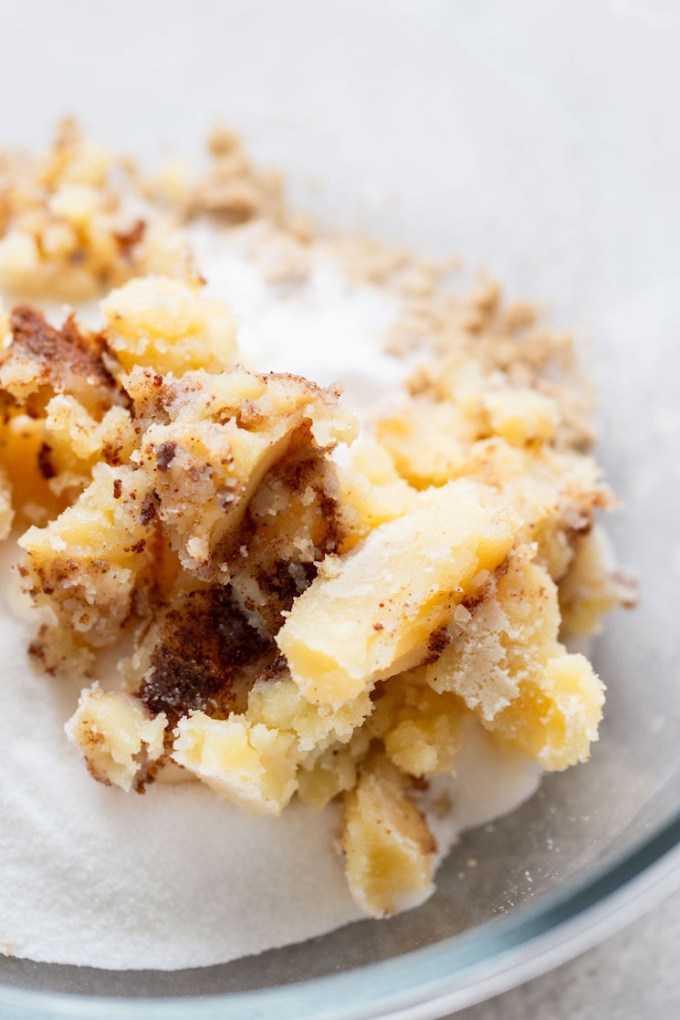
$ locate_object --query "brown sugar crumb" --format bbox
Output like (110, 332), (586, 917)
(321, 223), (595, 454)
(37, 442), (56, 480)
(139, 491), (158, 526)
(190, 126), (285, 226)
(2, 305), (118, 414)
(154, 441), (176, 471)
(426, 627), (451, 660)
(255, 653), (289, 684)
(227, 438), (345, 632)
(325, 236), (412, 287)
(138, 586), (276, 721)
(114, 219), (146, 258)
(27, 639), (53, 675)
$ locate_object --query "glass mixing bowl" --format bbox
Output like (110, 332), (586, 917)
(1, 2), (678, 1016)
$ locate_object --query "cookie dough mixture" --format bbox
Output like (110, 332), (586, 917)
(0, 122), (634, 969)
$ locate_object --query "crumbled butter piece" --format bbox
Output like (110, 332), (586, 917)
(483, 388), (559, 446)
(66, 685), (167, 792)
(425, 557), (605, 769)
(125, 364), (356, 577)
(0, 119), (193, 300)
(343, 755), (436, 917)
(247, 677), (371, 756)
(18, 463), (155, 645)
(172, 711), (298, 816)
(101, 276), (237, 374)
(368, 671), (463, 777)
(374, 401), (473, 487)
(43, 396), (136, 497)
(277, 480), (518, 707)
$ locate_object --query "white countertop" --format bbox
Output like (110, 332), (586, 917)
(455, 886), (680, 1019)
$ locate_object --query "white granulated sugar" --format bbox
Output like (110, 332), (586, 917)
(0, 230), (541, 971)
(0, 590), (356, 971)
(190, 222), (412, 415)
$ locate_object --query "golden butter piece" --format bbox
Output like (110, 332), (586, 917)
(172, 711), (298, 816)
(66, 686), (167, 793)
(18, 463), (155, 646)
(277, 479), (519, 707)
(343, 755), (436, 917)
(425, 556), (605, 770)
(101, 276), (237, 375)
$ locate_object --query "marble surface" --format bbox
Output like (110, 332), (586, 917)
(455, 887), (680, 1020)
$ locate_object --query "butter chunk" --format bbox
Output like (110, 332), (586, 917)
(368, 670), (463, 777)
(101, 275), (236, 374)
(374, 401), (473, 487)
(425, 557), (605, 770)
(66, 685), (167, 792)
(337, 437), (419, 552)
(342, 755), (436, 917)
(483, 387), (559, 446)
(495, 652), (604, 770)
(246, 677), (371, 756)
(277, 480), (518, 707)
(0, 120), (192, 301)
(460, 439), (610, 581)
(0, 412), (62, 524)
(167, 675), (371, 814)
(297, 729), (371, 812)
(125, 365), (356, 577)
(43, 395), (136, 496)
(172, 711), (298, 816)
(18, 463), (155, 646)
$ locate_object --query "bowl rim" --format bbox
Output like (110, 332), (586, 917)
(2, 808), (679, 1020)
